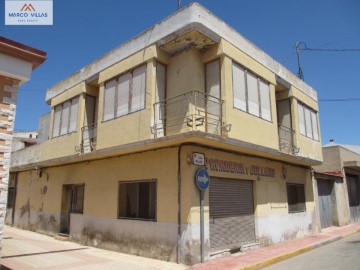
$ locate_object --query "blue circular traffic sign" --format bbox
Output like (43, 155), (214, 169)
(195, 168), (210, 190)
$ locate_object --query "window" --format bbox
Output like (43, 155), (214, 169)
(103, 64), (146, 121)
(118, 180), (156, 220)
(297, 102), (319, 140)
(232, 62), (272, 121)
(52, 96), (79, 137)
(70, 185), (84, 214)
(287, 183), (306, 213)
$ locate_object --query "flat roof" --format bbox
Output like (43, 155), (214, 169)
(46, 2), (318, 104)
(323, 142), (360, 156)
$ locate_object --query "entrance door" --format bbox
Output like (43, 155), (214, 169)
(60, 184), (85, 234)
(6, 173), (17, 225)
(209, 178), (255, 252)
(347, 175), (360, 222)
(317, 179), (334, 228)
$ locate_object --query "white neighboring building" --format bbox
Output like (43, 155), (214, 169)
(11, 131), (38, 152)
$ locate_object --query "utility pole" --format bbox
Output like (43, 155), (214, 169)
(296, 42), (305, 81)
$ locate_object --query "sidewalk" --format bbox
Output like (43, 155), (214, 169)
(189, 222), (360, 270)
(1, 226), (186, 270)
(2, 223), (360, 270)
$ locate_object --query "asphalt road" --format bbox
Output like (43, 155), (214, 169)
(263, 232), (360, 270)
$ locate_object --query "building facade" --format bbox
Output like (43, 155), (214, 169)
(8, 3), (322, 265)
(11, 131), (38, 152)
(314, 142), (360, 228)
(0, 36), (46, 257)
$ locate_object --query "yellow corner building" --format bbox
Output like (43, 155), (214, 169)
(8, 3), (323, 265)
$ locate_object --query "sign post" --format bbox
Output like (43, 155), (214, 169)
(195, 168), (210, 263)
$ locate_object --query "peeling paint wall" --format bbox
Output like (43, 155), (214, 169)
(70, 215), (178, 262)
(256, 212), (315, 246)
(11, 170), (59, 235)
(180, 222), (209, 265)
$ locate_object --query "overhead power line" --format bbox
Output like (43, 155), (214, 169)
(319, 98), (360, 102)
(18, 88), (46, 92)
(295, 42), (360, 80)
(302, 47), (360, 52)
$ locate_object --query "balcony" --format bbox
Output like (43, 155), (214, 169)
(278, 124), (298, 155)
(76, 123), (97, 154)
(152, 90), (227, 138)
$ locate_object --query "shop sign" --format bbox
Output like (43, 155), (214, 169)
(206, 158), (275, 177)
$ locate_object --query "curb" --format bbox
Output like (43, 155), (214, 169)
(239, 228), (360, 270)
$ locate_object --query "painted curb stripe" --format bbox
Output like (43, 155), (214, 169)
(237, 228), (360, 270)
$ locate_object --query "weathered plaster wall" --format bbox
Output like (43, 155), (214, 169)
(333, 178), (350, 226)
(314, 147), (342, 173)
(70, 214), (178, 262)
(256, 211), (315, 246)
(37, 112), (50, 143)
(12, 144), (316, 265)
(340, 147), (360, 164)
(12, 148), (183, 261)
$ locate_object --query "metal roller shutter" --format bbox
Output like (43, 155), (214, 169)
(209, 178), (256, 252)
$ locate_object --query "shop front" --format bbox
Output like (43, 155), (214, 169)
(185, 145), (317, 259)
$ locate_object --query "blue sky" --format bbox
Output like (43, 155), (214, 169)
(1, 0), (360, 145)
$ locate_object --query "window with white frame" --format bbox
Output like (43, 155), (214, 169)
(52, 96), (79, 138)
(232, 62), (272, 121)
(103, 64), (146, 121)
(297, 102), (319, 141)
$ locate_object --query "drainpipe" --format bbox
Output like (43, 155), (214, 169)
(177, 144), (182, 264)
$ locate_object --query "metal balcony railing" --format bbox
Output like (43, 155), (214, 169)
(152, 90), (225, 138)
(278, 124), (297, 154)
(76, 123), (97, 154)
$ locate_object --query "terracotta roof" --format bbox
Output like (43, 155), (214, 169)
(315, 171), (344, 178)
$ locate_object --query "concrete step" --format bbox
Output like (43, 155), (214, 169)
(54, 233), (69, 241)
(210, 242), (260, 260)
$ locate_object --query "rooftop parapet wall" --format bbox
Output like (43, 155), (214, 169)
(46, 3), (317, 104)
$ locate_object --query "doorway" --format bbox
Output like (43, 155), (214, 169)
(317, 179), (334, 228)
(347, 175), (360, 222)
(60, 184), (85, 234)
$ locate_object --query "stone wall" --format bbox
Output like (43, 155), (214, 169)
(0, 76), (18, 253)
